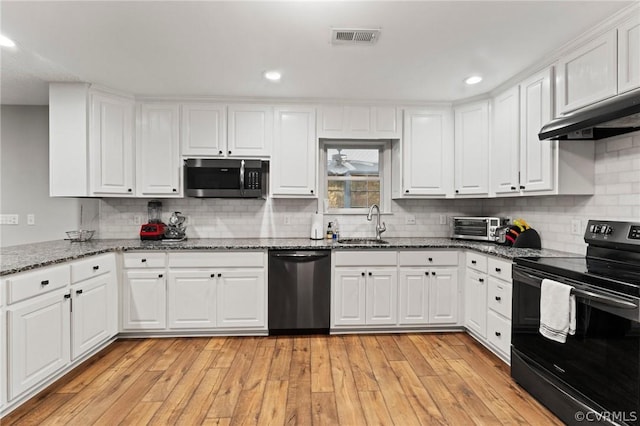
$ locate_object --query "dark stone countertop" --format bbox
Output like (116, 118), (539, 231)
(0, 237), (579, 276)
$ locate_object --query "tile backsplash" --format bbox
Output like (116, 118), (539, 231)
(99, 133), (639, 255)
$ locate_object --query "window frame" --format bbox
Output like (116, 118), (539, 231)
(319, 139), (392, 215)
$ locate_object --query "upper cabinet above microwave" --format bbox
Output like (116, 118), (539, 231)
(180, 103), (272, 158)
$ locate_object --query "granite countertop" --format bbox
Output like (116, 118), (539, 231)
(0, 237), (579, 276)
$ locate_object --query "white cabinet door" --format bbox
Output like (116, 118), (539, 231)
(71, 273), (115, 360)
(7, 289), (70, 400)
(491, 87), (521, 195)
(557, 30), (618, 114)
(520, 68), (555, 193)
(402, 108), (454, 197)
(168, 270), (216, 329)
(90, 91), (135, 195)
(372, 107), (401, 138)
(454, 101), (489, 196)
(398, 269), (429, 325)
(137, 103), (181, 196)
(365, 268), (397, 325)
(618, 16), (640, 94)
(216, 270), (266, 328)
(227, 104), (273, 157)
(333, 269), (366, 326)
(465, 269), (487, 338)
(122, 270), (166, 330)
(318, 105), (400, 138)
(181, 103), (226, 157)
(271, 106), (317, 197)
(429, 268), (458, 325)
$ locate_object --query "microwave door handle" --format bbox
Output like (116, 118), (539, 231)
(240, 160), (245, 196)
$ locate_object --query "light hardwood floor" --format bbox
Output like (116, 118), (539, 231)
(2, 333), (561, 425)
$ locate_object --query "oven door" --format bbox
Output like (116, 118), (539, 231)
(512, 266), (640, 423)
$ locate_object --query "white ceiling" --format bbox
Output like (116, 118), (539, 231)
(0, 1), (634, 105)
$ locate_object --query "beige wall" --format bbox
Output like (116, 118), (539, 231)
(0, 105), (97, 247)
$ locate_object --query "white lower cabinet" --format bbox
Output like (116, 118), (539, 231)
(217, 270), (266, 328)
(464, 253), (513, 364)
(7, 288), (71, 400)
(398, 268), (459, 325)
(122, 269), (167, 330)
(333, 268), (396, 326)
(71, 274), (115, 359)
(168, 270), (217, 329)
(333, 250), (460, 330)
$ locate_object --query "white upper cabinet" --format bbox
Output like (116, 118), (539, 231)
(618, 15), (640, 94)
(491, 87), (520, 195)
(520, 68), (555, 193)
(556, 30), (618, 114)
(49, 83), (135, 197)
(137, 103), (182, 197)
(181, 103), (227, 157)
(397, 108), (454, 197)
(271, 106), (317, 197)
(227, 104), (273, 157)
(90, 91), (135, 196)
(318, 105), (401, 139)
(454, 100), (490, 196)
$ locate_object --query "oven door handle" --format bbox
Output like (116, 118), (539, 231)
(513, 268), (638, 310)
(573, 288), (638, 310)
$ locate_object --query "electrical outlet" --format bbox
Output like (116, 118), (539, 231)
(284, 215), (292, 225)
(0, 214), (19, 225)
(405, 215), (416, 225)
(439, 215), (447, 225)
(27, 214), (35, 225)
(134, 215), (143, 226)
(571, 219), (582, 235)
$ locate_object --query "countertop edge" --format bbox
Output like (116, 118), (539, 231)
(1, 238), (578, 276)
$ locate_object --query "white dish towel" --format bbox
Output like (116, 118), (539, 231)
(539, 278), (576, 343)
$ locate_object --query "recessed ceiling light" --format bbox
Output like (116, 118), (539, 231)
(0, 34), (16, 48)
(264, 70), (282, 81)
(465, 75), (483, 85)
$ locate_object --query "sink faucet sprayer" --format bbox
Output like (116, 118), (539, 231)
(367, 204), (386, 240)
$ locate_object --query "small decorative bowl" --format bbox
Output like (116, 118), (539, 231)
(66, 230), (95, 242)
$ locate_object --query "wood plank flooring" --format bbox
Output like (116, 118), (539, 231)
(2, 333), (561, 425)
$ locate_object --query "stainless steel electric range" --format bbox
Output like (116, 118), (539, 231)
(512, 220), (640, 426)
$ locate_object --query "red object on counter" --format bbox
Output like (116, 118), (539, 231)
(140, 223), (165, 240)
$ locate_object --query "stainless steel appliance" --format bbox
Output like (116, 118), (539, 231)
(184, 158), (268, 198)
(268, 250), (331, 335)
(539, 89), (640, 141)
(452, 217), (509, 242)
(512, 220), (640, 426)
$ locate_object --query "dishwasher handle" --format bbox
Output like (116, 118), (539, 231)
(270, 251), (330, 262)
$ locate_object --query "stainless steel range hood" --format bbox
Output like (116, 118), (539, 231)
(538, 89), (640, 140)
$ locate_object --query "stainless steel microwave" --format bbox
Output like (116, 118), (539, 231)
(184, 159), (268, 198)
(452, 217), (509, 242)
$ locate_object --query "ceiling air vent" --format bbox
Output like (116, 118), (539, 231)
(331, 28), (380, 45)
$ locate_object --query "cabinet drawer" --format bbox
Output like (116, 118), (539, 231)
(334, 251), (397, 267)
(70, 253), (116, 283)
(488, 257), (512, 280)
(487, 311), (511, 356)
(168, 251), (265, 268)
(466, 253), (487, 273)
(398, 250), (458, 266)
(5, 264), (70, 304)
(123, 252), (166, 268)
(488, 277), (512, 319)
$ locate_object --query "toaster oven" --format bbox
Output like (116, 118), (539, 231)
(452, 217), (509, 242)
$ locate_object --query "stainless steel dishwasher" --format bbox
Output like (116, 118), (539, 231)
(268, 250), (331, 335)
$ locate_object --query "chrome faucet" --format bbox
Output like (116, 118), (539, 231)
(367, 204), (386, 240)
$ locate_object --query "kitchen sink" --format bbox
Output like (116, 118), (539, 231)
(337, 238), (389, 245)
